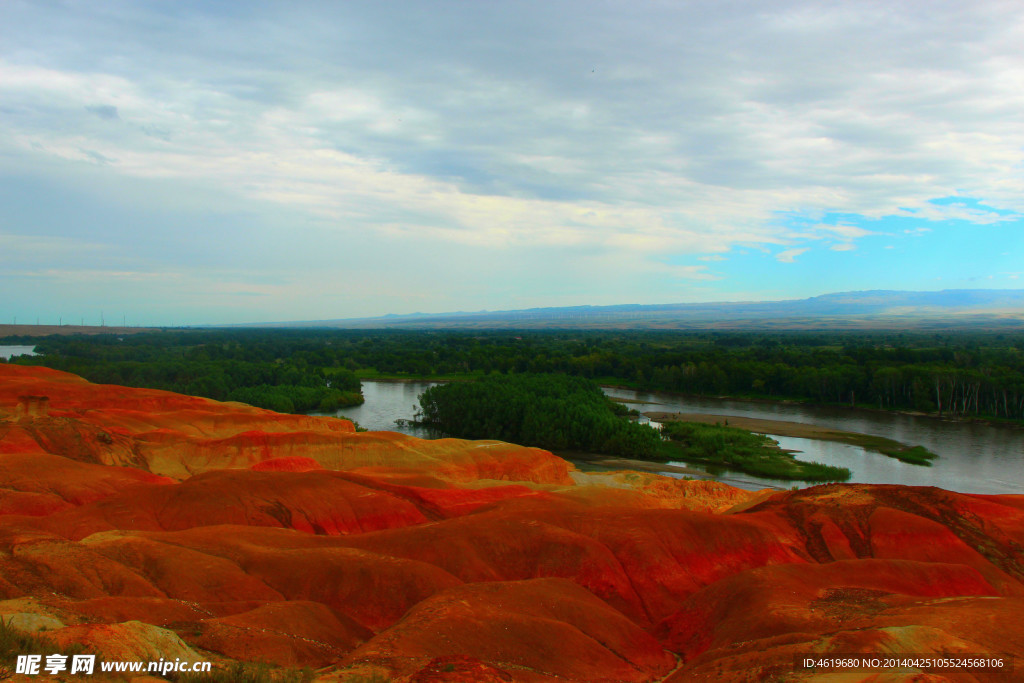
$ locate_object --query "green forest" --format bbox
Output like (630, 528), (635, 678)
(1, 331), (362, 413)
(416, 373), (852, 480)
(4, 327), (1024, 422)
(416, 373), (662, 458)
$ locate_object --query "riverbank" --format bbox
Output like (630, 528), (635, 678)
(354, 375), (1021, 430)
(557, 450), (708, 477)
(657, 421), (852, 482)
(647, 412), (938, 465)
(604, 383), (1024, 431)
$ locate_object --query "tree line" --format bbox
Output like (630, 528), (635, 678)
(3, 331), (362, 413)
(416, 373), (662, 458)
(4, 327), (1024, 421)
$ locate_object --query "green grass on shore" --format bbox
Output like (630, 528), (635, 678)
(659, 421), (852, 482)
(821, 432), (938, 466)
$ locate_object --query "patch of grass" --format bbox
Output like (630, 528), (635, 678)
(653, 413), (939, 468)
(1, 618), (54, 662)
(827, 433), (938, 466)
(1, 618), (92, 678)
(659, 421), (851, 482)
(0, 617), (88, 660)
(881, 444), (937, 465)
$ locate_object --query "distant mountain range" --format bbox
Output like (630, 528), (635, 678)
(243, 289), (1024, 330)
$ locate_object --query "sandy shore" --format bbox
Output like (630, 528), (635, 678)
(557, 450), (707, 476)
(644, 411), (935, 465)
(645, 412), (858, 440)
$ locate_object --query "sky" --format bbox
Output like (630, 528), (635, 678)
(2, 0), (1023, 326)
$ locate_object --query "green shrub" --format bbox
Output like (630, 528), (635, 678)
(660, 421), (851, 482)
(417, 373), (661, 459)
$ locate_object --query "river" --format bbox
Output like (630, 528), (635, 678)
(0, 345), (37, 360)
(333, 380), (443, 438)
(605, 386), (1024, 494)
(329, 380), (1024, 494)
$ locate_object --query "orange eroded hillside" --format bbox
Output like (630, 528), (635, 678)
(0, 365), (1021, 681)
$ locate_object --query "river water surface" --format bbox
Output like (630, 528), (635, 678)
(0, 345), (37, 360)
(333, 380), (443, 438)
(604, 386), (1024, 494)
(330, 380), (1024, 494)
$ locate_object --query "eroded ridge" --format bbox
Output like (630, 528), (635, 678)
(1, 365), (1021, 681)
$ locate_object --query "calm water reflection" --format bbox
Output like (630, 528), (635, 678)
(325, 381), (1023, 494)
(0, 345), (37, 360)
(606, 386), (1024, 494)
(330, 380), (442, 438)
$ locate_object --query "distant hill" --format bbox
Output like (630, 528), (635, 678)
(0, 324), (157, 338)
(242, 289), (1024, 330)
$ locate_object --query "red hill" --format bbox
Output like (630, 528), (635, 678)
(1, 365), (1021, 681)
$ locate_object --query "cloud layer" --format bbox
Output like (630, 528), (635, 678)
(2, 0), (1022, 323)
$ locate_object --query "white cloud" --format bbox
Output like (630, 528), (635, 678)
(3, 2), (1023, 245)
(776, 248), (808, 263)
(2, 0), (1024, 320)
(815, 223), (874, 239)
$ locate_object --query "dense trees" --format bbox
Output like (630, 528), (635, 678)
(6, 327), (1024, 422)
(417, 374), (662, 458)
(6, 331), (362, 413)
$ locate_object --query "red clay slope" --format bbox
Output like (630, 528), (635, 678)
(1, 364), (1022, 682)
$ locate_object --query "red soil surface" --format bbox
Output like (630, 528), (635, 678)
(1, 365), (1022, 681)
